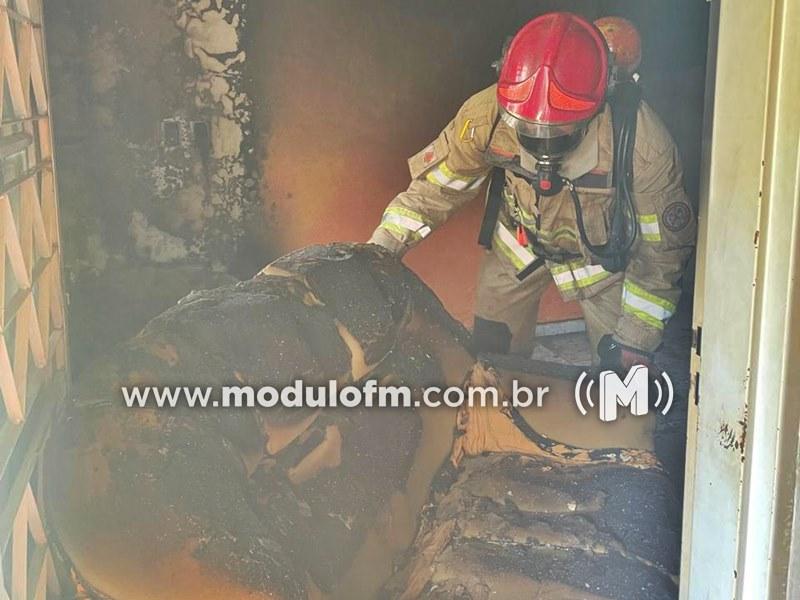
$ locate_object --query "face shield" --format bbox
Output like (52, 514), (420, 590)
(500, 108), (589, 141)
(518, 129), (588, 163)
(502, 108), (590, 196)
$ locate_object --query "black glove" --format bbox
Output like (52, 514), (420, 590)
(597, 334), (655, 373)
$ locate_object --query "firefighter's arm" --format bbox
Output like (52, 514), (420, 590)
(369, 99), (492, 255)
(614, 144), (697, 353)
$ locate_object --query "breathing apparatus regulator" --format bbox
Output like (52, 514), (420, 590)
(484, 13), (644, 276)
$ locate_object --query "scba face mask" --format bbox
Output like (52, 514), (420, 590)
(518, 129), (587, 196)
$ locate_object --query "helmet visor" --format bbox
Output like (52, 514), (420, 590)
(500, 107), (589, 139)
(518, 129), (586, 161)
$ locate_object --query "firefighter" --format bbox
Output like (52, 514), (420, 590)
(368, 12), (696, 369)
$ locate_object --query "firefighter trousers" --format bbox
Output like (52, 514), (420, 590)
(473, 248), (622, 364)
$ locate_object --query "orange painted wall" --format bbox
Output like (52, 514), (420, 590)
(249, 0), (712, 328)
(253, 1), (583, 326)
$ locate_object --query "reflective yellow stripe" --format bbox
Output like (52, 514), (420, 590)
(379, 220), (416, 240)
(623, 305), (665, 330)
(426, 167), (453, 187)
(550, 260), (612, 291)
(385, 206), (431, 227)
(577, 267), (612, 286)
(624, 280), (676, 312)
(501, 188), (538, 228)
(638, 214), (661, 242)
(549, 262), (573, 275)
(425, 161), (485, 191)
(553, 277), (578, 291)
(622, 280), (676, 329)
(495, 238), (526, 270)
(380, 207), (432, 240)
(493, 222), (536, 270)
(467, 176), (486, 191)
(437, 161), (475, 183)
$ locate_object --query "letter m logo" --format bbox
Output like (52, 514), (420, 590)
(599, 365), (650, 422)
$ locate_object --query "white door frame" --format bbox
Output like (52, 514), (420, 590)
(681, 0), (800, 597)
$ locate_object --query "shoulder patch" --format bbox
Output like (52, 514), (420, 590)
(421, 143), (439, 167)
(662, 201), (692, 232)
(408, 135), (449, 179)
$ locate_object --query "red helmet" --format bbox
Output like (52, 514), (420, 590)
(497, 12), (609, 139)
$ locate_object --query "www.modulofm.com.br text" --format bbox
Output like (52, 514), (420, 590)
(121, 379), (551, 409)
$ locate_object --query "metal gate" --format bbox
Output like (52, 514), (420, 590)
(0, 1), (67, 599)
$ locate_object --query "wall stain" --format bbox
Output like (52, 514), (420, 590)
(718, 415), (747, 460)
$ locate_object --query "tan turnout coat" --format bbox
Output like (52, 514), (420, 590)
(370, 85), (696, 353)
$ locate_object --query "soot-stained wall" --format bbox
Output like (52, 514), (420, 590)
(45, 0), (260, 374)
(47, 0), (262, 272)
(250, 0), (709, 324)
(46, 0), (709, 372)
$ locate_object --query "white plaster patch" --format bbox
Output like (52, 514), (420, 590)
(182, 10), (241, 68)
(174, 183), (208, 233)
(171, 0), (254, 251)
(209, 75), (231, 104)
(211, 116), (243, 159)
(129, 211), (189, 263)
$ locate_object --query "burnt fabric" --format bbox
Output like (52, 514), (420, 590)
(382, 454), (679, 600)
(44, 244), (678, 600)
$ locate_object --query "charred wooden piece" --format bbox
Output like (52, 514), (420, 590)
(44, 243), (679, 600)
(46, 244), (470, 600)
(380, 363), (679, 600)
(382, 453), (679, 600)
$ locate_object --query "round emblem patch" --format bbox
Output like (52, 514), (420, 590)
(662, 202), (692, 232)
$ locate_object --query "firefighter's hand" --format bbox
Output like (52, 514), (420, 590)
(597, 334), (655, 373)
(367, 228), (407, 257)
